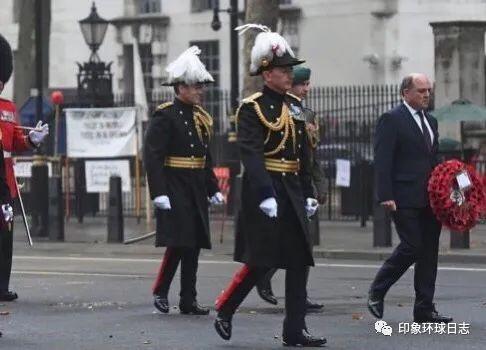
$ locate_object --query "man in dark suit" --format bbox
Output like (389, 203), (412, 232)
(367, 73), (452, 323)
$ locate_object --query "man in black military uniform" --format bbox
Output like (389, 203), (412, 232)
(256, 66), (325, 313)
(144, 46), (223, 316)
(213, 24), (326, 347)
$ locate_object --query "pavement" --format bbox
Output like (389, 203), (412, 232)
(11, 214), (486, 264)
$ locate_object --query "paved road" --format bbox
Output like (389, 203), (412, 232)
(1, 254), (485, 349)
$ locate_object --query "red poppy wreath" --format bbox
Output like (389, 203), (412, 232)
(428, 159), (486, 232)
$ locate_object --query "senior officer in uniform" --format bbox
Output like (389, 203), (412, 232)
(256, 66), (325, 313)
(0, 34), (49, 303)
(144, 46), (223, 316)
(213, 25), (326, 347)
(367, 73), (452, 323)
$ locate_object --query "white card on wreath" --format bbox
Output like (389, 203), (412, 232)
(456, 171), (472, 191)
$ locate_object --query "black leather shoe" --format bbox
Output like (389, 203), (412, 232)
(257, 286), (278, 305)
(0, 291), (18, 302)
(214, 314), (232, 340)
(414, 306), (453, 323)
(282, 329), (327, 347)
(367, 295), (384, 319)
(179, 301), (210, 315)
(306, 298), (324, 313)
(153, 295), (169, 313)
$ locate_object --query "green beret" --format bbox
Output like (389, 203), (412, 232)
(292, 66), (311, 85)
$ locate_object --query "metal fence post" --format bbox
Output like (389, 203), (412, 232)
(31, 156), (49, 237)
(107, 176), (123, 243)
(48, 177), (64, 241)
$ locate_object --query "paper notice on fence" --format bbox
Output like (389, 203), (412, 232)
(335, 159), (351, 187)
(85, 160), (131, 193)
(65, 107), (137, 157)
(13, 161), (53, 178)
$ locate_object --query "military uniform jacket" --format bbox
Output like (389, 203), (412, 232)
(0, 98), (33, 199)
(234, 86), (315, 268)
(144, 98), (220, 249)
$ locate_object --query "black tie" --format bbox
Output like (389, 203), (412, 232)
(417, 110), (432, 151)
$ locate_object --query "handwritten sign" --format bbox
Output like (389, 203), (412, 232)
(336, 159), (351, 187)
(65, 107), (137, 157)
(85, 160), (131, 193)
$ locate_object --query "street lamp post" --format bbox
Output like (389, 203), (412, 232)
(75, 2), (113, 223)
(211, 0), (239, 112)
(77, 2), (113, 108)
(211, 0), (240, 215)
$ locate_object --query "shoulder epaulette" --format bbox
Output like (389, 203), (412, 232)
(286, 92), (302, 102)
(241, 92), (263, 104)
(156, 102), (173, 111)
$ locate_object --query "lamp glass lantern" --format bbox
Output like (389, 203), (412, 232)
(79, 2), (109, 61)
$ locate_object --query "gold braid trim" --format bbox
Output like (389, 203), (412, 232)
(235, 93), (297, 155)
(305, 124), (320, 149)
(156, 102), (173, 110)
(194, 105), (213, 142)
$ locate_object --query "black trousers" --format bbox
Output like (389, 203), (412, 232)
(152, 247), (200, 303)
(369, 207), (441, 314)
(0, 223), (13, 292)
(217, 265), (308, 334)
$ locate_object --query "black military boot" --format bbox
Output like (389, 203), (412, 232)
(179, 300), (210, 315)
(282, 329), (327, 347)
(306, 298), (324, 313)
(153, 295), (169, 313)
(214, 312), (232, 340)
(0, 291), (18, 302)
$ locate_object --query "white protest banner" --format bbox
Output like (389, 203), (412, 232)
(335, 159), (351, 187)
(65, 107), (137, 157)
(85, 160), (131, 193)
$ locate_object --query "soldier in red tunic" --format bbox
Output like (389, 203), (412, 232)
(0, 33), (49, 302)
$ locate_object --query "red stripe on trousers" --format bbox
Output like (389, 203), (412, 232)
(215, 264), (250, 311)
(152, 247), (173, 294)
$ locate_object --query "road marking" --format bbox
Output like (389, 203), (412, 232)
(13, 270), (148, 278)
(13, 255), (486, 272)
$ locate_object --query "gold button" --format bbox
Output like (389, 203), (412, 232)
(190, 144), (194, 148)
(298, 130), (302, 134)
(189, 132), (192, 136)
(294, 172), (298, 176)
(282, 172), (286, 176)
(298, 144), (301, 148)
(297, 158), (300, 162)
(185, 121), (188, 125)
(280, 131), (284, 135)
(271, 105), (274, 109)
(281, 158), (285, 162)
(191, 156), (194, 159)
(179, 111), (183, 115)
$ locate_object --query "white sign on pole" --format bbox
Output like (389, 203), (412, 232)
(335, 159), (351, 187)
(13, 161), (53, 177)
(85, 160), (131, 193)
(65, 107), (137, 158)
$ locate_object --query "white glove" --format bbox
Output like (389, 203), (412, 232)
(259, 197), (278, 218)
(305, 198), (319, 218)
(209, 192), (225, 205)
(28, 120), (49, 146)
(153, 195), (171, 210)
(2, 204), (13, 223)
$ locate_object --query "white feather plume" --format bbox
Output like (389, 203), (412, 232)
(165, 46), (214, 85)
(250, 32), (295, 74)
(235, 23), (296, 74)
(234, 23), (270, 35)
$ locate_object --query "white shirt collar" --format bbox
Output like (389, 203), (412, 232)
(403, 100), (419, 116)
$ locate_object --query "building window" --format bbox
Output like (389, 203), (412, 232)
(191, 0), (215, 13)
(189, 40), (220, 121)
(280, 16), (300, 56)
(138, 0), (161, 14)
(280, 0), (292, 4)
(139, 44), (154, 103)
